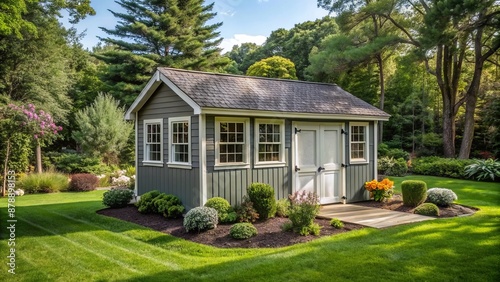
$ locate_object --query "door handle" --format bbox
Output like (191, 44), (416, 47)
(295, 165), (301, 172)
(318, 166), (325, 172)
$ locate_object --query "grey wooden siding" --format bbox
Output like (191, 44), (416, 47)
(345, 121), (375, 202)
(137, 166), (200, 210)
(136, 83), (200, 210)
(205, 115), (291, 206)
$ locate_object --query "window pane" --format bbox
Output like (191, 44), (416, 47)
(235, 154), (242, 162)
(237, 123), (243, 132)
(229, 123), (235, 132)
(274, 133), (280, 142)
(236, 144), (243, 153)
(220, 154), (227, 163)
(221, 133), (228, 142)
(228, 154), (235, 162)
(220, 122), (227, 133)
(229, 133), (236, 142)
(237, 133), (243, 142)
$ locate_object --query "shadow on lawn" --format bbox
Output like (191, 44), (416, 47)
(118, 213), (500, 282)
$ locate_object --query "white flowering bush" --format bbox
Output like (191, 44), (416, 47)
(14, 189), (25, 196)
(426, 188), (458, 206)
(112, 175), (131, 187)
(183, 207), (218, 232)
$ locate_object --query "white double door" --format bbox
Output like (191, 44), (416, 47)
(293, 122), (344, 204)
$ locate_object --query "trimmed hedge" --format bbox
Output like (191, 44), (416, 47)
(411, 157), (475, 179)
(229, 223), (257, 239)
(183, 207), (218, 232)
(102, 188), (134, 208)
(401, 180), (427, 207)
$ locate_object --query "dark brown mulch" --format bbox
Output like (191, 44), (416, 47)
(97, 196), (477, 249)
(97, 206), (364, 248)
(355, 194), (478, 217)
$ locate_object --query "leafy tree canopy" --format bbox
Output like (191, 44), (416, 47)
(246, 56), (298, 80)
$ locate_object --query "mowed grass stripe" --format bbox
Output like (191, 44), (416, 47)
(17, 217), (143, 275)
(45, 209), (226, 266)
(16, 236), (97, 280)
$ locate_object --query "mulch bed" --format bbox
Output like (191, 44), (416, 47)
(97, 196), (477, 249)
(355, 194), (478, 218)
(97, 206), (363, 248)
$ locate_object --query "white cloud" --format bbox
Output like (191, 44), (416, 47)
(220, 34), (267, 53)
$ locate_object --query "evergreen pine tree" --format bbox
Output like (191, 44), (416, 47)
(96, 0), (229, 106)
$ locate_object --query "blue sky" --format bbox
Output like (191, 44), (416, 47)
(68, 0), (329, 53)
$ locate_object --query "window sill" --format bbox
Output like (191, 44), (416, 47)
(167, 163), (192, 169)
(349, 160), (369, 165)
(142, 161), (164, 167)
(254, 162), (286, 169)
(214, 163), (250, 170)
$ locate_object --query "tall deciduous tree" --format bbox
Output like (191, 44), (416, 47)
(72, 93), (133, 165)
(316, 0), (500, 158)
(246, 56), (298, 79)
(96, 0), (229, 106)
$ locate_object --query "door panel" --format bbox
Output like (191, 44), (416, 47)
(294, 123), (343, 204)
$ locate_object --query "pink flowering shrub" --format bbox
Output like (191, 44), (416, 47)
(8, 103), (62, 143)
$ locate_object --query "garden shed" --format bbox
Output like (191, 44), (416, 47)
(125, 67), (390, 210)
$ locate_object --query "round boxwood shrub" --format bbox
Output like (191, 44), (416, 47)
(414, 203), (440, 216)
(154, 194), (185, 218)
(330, 218), (344, 229)
(401, 180), (427, 207)
(205, 197), (236, 223)
(135, 190), (161, 213)
(229, 223), (258, 239)
(183, 207), (218, 232)
(247, 182), (277, 220)
(102, 188), (134, 208)
(69, 173), (99, 192)
(426, 188), (458, 206)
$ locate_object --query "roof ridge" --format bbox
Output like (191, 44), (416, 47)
(157, 67), (338, 87)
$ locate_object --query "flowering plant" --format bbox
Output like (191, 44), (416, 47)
(364, 178), (394, 202)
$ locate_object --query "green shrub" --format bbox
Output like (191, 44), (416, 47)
(378, 157), (408, 176)
(330, 218), (344, 229)
(229, 223), (258, 239)
(401, 180), (427, 207)
(235, 196), (259, 223)
(183, 207), (218, 232)
(464, 159), (500, 182)
(286, 191), (320, 236)
(412, 157), (475, 179)
(43, 152), (111, 174)
(69, 174), (99, 192)
(276, 198), (290, 217)
(247, 182), (277, 220)
(17, 173), (69, 193)
(387, 148), (410, 160)
(153, 194), (185, 218)
(414, 203), (439, 216)
(135, 190), (161, 213)
(221, 212), (238, 223)
(102, 188), (134, 208)
(204, 197), (235, 223)
(426, 188), (457, 206)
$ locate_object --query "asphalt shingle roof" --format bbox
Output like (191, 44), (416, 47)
(158, 67), (390, 118)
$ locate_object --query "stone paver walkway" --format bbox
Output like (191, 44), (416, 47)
(318, 204), (435, 228)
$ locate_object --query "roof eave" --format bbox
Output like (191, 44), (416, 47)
(200, 107), (390, 121)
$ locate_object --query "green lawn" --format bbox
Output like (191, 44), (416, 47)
(1, 176), (499, 281)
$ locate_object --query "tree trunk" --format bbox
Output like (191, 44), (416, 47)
(459, 25), (491, 159)
(376, 53), (385, 144)
(36, 141), (42, 173)
(2, 139), (11, 197)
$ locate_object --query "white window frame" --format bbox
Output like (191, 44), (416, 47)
(349, 122), (369, 164)
(167, 116), (192, 169)
(215, 117), (250, 170)
(143, 119), (163, 167)
(254, 119), (286, 168)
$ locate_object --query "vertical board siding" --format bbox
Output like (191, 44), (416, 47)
(344, 121), (376, 202)
(138, 166), (200, 210)
(205, 115), (289, 206)
(136, 83), (200, 210)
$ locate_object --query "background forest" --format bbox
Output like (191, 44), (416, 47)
(1, 0), (499, 181)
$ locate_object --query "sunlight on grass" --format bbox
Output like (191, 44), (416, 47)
(1, 176), (499, 281)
